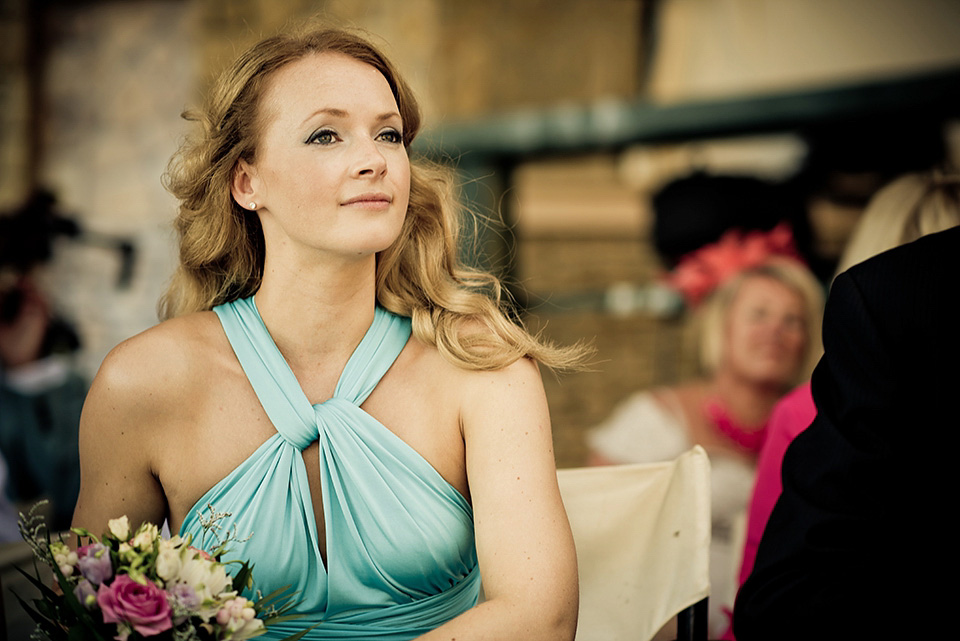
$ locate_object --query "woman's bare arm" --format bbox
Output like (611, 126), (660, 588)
(417, 358), (578, 640)
(71, 335), (170, 536)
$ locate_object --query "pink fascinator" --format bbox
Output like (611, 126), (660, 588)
(664, 222), (803, 306)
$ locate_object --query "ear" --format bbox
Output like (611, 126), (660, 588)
(231, 159), (259, 210)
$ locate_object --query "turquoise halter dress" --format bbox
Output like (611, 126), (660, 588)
(179, 297), (480, 640)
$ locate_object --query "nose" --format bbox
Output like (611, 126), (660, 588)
(352, 137), (387, 178)
(769, 316), (804, 345)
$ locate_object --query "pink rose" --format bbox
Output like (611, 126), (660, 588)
(96, 575), (172, 637)
(189, 546), (212, 561)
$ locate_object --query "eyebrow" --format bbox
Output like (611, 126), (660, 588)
(300, 108), (401, 127)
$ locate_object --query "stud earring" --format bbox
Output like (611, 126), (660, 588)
(248, 202), (257, 210)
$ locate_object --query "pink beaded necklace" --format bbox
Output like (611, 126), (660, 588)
(703, 399), (768, 453)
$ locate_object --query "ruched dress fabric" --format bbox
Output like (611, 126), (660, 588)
(179, 297), (480, 640)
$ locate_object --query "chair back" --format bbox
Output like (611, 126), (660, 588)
(558, 446), (711, 641)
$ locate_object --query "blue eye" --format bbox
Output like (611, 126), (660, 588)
(377, 129), (403, 144)
(307, 129), (338, 145)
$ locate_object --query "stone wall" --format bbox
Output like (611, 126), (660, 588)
(35, 1), (194, 377)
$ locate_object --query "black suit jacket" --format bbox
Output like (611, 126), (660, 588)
(734, 226), (960, 640)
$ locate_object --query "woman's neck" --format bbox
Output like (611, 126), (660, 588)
(253, 253), (378, 371)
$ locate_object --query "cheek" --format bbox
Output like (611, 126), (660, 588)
(394, 163), (411, 211)
(784, 328), (808, 357)
(722, 324), (756, 366)
(733, 318), (767, 348)
(396, 161), (411, 193)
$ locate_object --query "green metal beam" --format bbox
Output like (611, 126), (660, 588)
(416, 66), (960, 159)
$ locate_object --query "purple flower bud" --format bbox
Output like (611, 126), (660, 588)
(73, 579), (97, 609)
(168, 582), (200, 611)
(77, 543), (113, 585)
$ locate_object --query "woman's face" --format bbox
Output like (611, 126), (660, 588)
(720, 275), (808, 387)
(236, 52), (411, 263)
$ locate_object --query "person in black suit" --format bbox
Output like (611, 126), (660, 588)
(733, 222), (960, 640)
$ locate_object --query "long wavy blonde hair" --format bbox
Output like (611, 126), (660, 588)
(161, 26), (589, 371)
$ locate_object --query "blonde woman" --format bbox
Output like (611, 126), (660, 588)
(72, 27), (585, 640)
(588, 235), (824, 636)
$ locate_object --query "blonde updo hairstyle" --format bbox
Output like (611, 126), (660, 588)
(835, 167), (960, 275)
(697, 258), (824, 386)
(161, 26), (588, 371)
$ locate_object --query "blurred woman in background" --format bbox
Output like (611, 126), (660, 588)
(588, 226), (824, 636)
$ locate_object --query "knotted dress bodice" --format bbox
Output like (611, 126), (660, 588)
(179, 297), (479, 640)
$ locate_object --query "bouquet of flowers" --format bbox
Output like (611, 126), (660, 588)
(15, 503), (307, 641)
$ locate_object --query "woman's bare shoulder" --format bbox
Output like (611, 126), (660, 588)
(89, 311), (228, 416)
(404, 335), (542, 396)
(655, 380), (711, 408)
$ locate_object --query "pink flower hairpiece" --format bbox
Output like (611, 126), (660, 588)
(664, 222), (803, 306)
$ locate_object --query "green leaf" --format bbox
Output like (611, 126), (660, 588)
(231, 562), (254, 593)
(13, 565), (61, 601)
(68, 625), (91, 641)
(11, 592), (56, 629)
(254, 584), (298, 608)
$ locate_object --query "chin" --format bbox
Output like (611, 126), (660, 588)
(761, 372), (799, 389)
(743, 364), (799, 388)
(342, 229), (404, 255)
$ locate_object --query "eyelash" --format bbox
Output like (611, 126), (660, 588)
(307, 128), (338, 145)
(377, 129), (403, 144)
(305, 128), (403, 145)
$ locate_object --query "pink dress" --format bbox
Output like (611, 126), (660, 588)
(737, 382), (816, 587)
(719, 383), (815, 640)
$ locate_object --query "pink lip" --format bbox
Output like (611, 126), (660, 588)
(341, 193), (392, 206)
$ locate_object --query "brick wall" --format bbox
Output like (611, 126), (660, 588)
(511, 153), (701, 467)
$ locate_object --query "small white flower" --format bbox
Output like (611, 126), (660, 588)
(50, 542), (79, 572)
(108, 516), (130, 540)
(131, 523), (159, 550)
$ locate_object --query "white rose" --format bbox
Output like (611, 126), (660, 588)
(156, 547), (182, 582)
(108, 516), (130, 541)
(178, 557), (233, 607)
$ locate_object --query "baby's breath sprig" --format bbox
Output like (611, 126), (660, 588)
(17, 500), (52, 560)
(197, 503), (252, 559)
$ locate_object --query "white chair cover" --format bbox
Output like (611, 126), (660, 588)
(558, 446), (711, 641)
